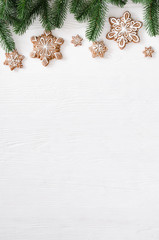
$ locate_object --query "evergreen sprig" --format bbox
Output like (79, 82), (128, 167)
(72, 0), (94, 22)
(70, 0), (83, 13)
(0, 19), (15, 52)
(17, 0), (27, 19)
(39, 0), (52, 31)
(144, 0), (159, 36)
(108, 0), (127, 7)
(51, 0), (69, 28)
(15, 0), (42, 34)
(86, 0), (108, 41)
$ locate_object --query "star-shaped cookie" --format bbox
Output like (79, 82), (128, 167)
(143, 46), (154, 57)
(71, 35), (83, 47)
(4, 50), (25, 71)
(89, 41), (108, 58)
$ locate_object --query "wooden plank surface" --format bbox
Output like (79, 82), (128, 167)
(0, 3), (159, 240)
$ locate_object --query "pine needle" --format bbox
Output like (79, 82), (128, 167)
(40, 0), (52, 31)
(144, 0), (159, 36)
(51, 0), (69, 29)
(14, 0), (42, 34)
(0, 20), (15, 52)
(86, 0), (108, 41)
(108, 0), (128, 7)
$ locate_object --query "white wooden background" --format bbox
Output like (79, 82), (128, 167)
(0, 2), (159, 240)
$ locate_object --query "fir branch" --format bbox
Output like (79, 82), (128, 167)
(0, 0), (6, 17)
(51, 0), (69, 29)
(108, 0), (127, 7)
(40, 0), (52, 31)
(131, 0), (143, 3)
(86, 0), (107, 41)
(69, 0), (84, 13)
(0, 0), (18, 23)
(131, 0), (149, 3)
(73, 0), (94, 22)
(14, 0), (42, 34)
(144, 0), (159, 36)
(0, 20), (15, 52)
(17, 0), (27, 19)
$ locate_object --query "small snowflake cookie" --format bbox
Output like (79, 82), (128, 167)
(106, 11), (143, 50)
(30, 31), (64, 67)
(4, 50), (25, 71)
(143, 46), (154, 57)
(89, 41), (108, 58)
(71, 34), (83, 47)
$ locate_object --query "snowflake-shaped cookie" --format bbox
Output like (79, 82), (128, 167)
(89, 41), (108, 58)
(30, 31), (64, 67)
(4, 50), (24, 71)
(71, 34), (83, 47)
(143, 46), (154, 57)
(106, 11), (142, 49)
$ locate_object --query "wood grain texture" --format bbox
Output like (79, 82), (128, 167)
(0, 3), (159, 240)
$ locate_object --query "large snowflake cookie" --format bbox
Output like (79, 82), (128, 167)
(89, 41), (108, 58)
(4, 50), (25, 71)
(30, 31), (64, 67)
(106, 11), (142, 49)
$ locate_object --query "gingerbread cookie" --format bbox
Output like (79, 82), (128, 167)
(106, 11), (142, 49)
(30, 31), (64, 67)
(143, 46), (154, 57)
(89, 41), (108, 58)
(71, 34), (83, 47)
(4, 50), (25, 71)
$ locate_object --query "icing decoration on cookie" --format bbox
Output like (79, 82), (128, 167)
(89, 41), (108, 58)
(4, 50), (25, 71)
(143, 46), (154, 57)
(71, 34), (83, 47)
(30, 31), (64, 67)
(106, 11), (142, 50)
